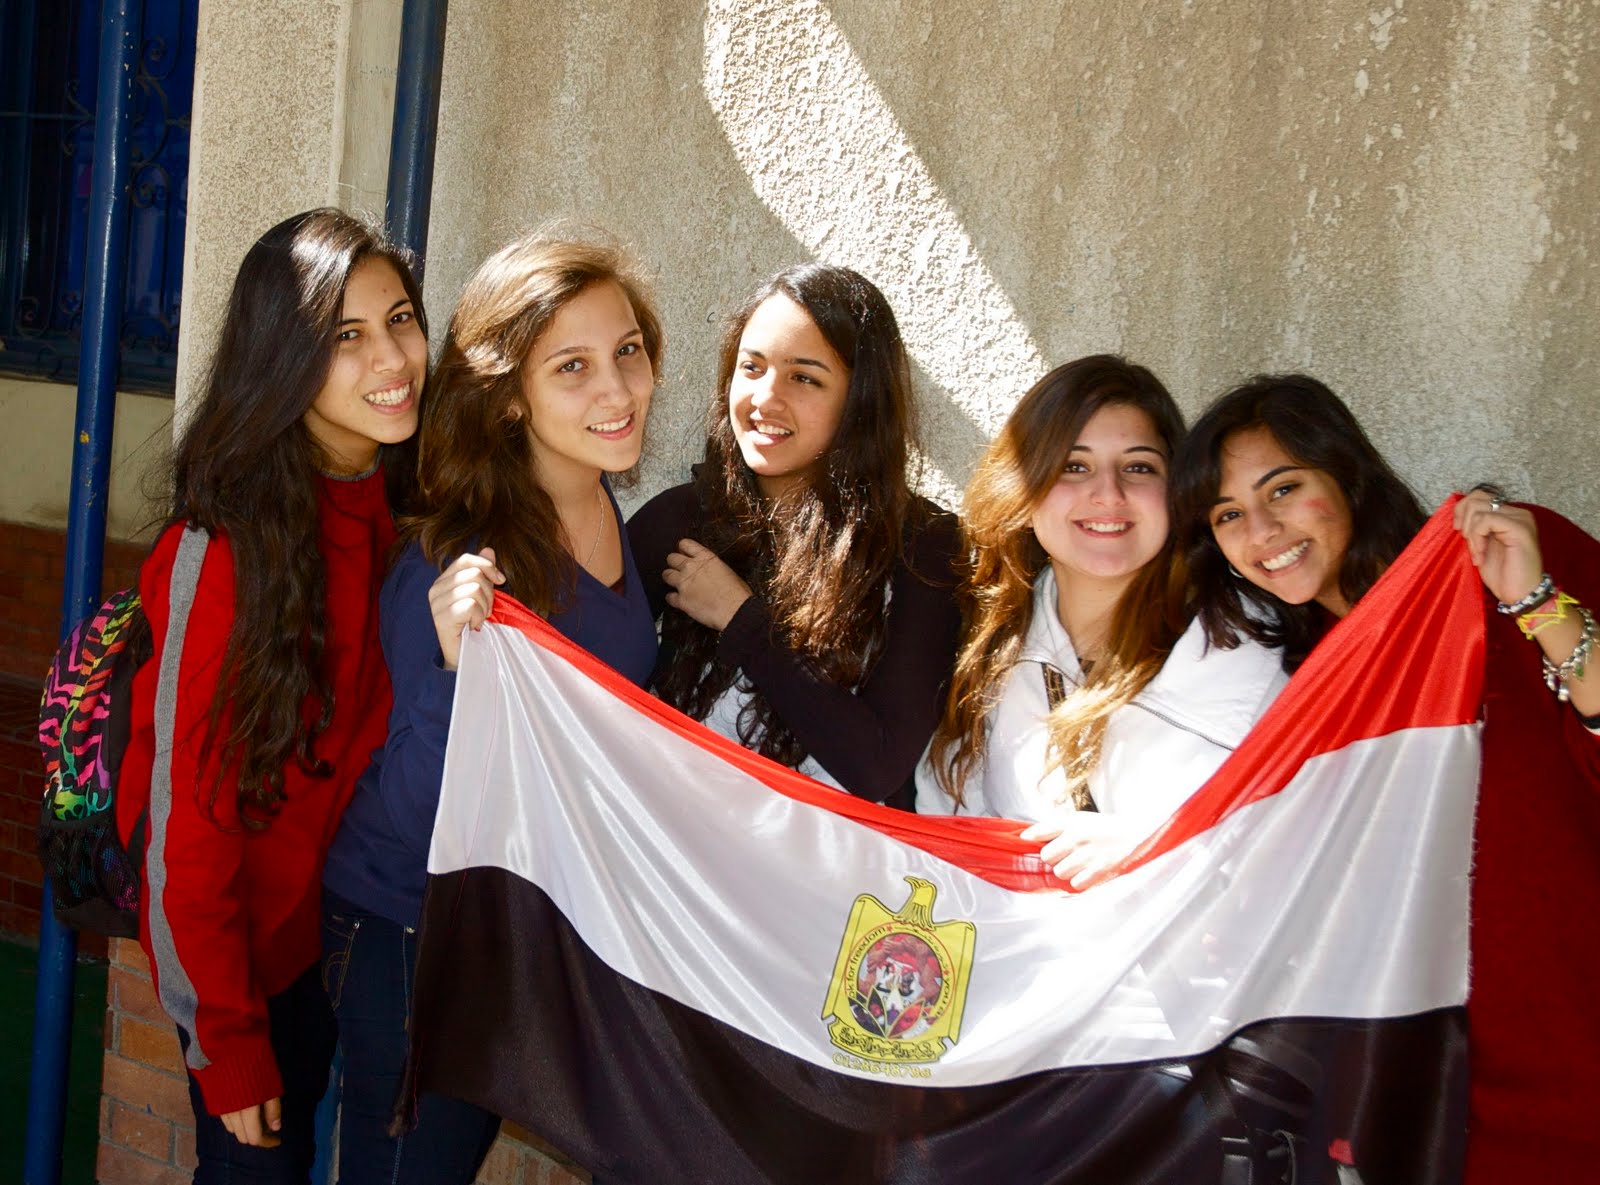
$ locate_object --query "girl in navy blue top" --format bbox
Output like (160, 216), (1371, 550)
(321, 233), (663, 1185)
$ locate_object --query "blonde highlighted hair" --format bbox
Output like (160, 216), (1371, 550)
(928, 356), (1189, 808)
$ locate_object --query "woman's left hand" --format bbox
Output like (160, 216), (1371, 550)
(1454, 488), (1545, 605)
(663, 538), (752, 631)
(1020, 814), (1153, 891)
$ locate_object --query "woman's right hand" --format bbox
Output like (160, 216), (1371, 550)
(220, 1097), (282, 1147)
(429, 548), (505, 670)
(1020, 813), (1153, 890)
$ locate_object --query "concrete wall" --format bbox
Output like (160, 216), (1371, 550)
(419, 0), (1599, 529)
(169, 0), (1599, 531)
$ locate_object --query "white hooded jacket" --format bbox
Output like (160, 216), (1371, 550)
(917, 566), (1289, 825)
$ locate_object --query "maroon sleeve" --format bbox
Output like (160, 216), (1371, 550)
(1530, 504), (1600, 774)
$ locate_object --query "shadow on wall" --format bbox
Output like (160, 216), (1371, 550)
(702, 0), (1044, 507)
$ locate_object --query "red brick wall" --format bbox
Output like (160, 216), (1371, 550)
(0, 519), (147, 684)
(0, 520), (145, 949)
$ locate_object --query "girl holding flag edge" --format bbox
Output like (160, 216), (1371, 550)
(1170, 373), (1600, 1183)
(320, 231), (663, 1183)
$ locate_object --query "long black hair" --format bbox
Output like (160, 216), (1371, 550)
(168, 207), (426, 823)
(653, 263), (927, 767)
(1170, 373), (1424, 671)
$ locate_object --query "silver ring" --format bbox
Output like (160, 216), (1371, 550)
(1489, 497), (1503, 513)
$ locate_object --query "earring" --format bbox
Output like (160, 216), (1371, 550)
(1228, 564), (1243, 578)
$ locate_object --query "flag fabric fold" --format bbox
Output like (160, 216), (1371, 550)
(407, 503), (1482, 1184)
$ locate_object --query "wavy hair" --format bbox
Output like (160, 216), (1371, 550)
(1170, 373), (1425, 671)
(169, 207), (426, 825)
(927, 356), (1188, 808)
(404, 232), (663, 613)
(652, 264), (927, 766)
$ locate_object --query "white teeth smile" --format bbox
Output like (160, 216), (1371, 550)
(1261, 540), (1310, 572)
(588, 415), (632, 433)
(1078, 520), (1131, 535)
(364, 383), (411, 407)
(750, 422), (792, 437)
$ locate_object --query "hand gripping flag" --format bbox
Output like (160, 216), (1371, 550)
(406, 503), (1483, 1185)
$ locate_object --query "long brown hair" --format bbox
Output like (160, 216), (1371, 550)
(928, 355), (1188, 808)
(652, 264), (926, 766)
(170, 208), (426, 824)
(1171, 373), (1425, 671)
(405, 233), (663, 613)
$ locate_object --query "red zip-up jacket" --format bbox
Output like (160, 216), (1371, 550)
(118, 469), (396, 1115)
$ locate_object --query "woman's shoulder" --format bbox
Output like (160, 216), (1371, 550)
(1136, 617), (1289, 745)
(901, 496), (963, 581)
(628, 480), (700, 535)
(140, 519), (232, 593)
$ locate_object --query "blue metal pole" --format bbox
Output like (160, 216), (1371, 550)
(385, 0), (449, 278)
(23, 0), (143, 1180)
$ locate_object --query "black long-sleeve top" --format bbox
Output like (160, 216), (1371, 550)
(626, 482), (963, 808)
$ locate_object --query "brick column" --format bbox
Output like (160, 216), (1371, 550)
(97, 938), (195, 1184)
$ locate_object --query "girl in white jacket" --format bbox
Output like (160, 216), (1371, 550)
(919, 356), (1285, 886)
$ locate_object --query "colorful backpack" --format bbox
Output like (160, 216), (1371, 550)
(37, 586), (153, 936)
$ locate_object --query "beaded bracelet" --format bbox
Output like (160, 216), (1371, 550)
(1542, 607), (1597, 703)
(1498, 572), (1556, 616)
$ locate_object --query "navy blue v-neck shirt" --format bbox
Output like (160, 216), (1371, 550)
(324, 483), (658, 927)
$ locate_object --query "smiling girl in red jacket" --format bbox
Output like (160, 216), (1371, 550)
(118, 208), (427, 1182)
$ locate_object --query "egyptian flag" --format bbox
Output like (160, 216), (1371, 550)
(406, 503), (1482, 1185)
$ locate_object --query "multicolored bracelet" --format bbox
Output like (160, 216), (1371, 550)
(1498, 572), (1556, 616)
(1518, 589), (1577, 639)
(1542, 606), (1597, 703)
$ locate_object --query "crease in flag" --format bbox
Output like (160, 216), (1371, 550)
(405, 502), (1482, 1185)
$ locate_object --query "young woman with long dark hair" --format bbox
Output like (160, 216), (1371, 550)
(627, 263), (960, 807)
(117, 208), (426, 1179)
(918, 356), (1286, 887)
(321, 232), (663, 1183)
(1171, 373), (1600, 1182)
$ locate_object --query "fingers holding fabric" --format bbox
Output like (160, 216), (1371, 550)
(429, 548), (506, 671)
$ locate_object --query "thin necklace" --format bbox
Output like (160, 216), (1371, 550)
(580, 484), (605, 569)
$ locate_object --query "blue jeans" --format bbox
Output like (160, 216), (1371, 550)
(177, 963), (337, 1184)
(320, 890), (501, 1185)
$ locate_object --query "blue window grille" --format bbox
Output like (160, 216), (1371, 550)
(0, 0), (195, 395)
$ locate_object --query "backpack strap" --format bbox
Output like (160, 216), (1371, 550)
(143, 524), (213, 1068)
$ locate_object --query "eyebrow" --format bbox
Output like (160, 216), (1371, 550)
(541, 326), (644, 366)
(338, 298), (410, 327)
(1210, 464), (1304, 506)
(741, 348), (834, 374)
(1068, 443), (1166, 456)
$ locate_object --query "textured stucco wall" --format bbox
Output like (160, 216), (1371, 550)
(169, 1), (1598, 528)
(422, 0), (1598, 530)
(175, 0), (401, 419)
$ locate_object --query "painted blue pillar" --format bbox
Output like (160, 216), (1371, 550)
(385, 0), (449, 278)
(23, 0), (143, 1181)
